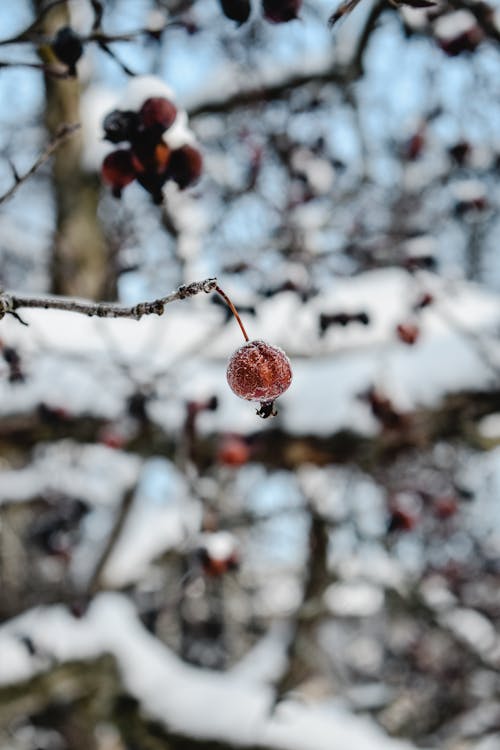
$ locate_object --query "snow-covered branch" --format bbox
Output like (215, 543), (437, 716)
(0, 278), (218, 322)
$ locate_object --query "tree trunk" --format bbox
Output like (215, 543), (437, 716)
(33, 1), (116, 300)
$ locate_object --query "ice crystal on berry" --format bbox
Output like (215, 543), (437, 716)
(226, 340), (292, 403)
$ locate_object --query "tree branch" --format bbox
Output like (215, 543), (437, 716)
(0, 122), (80, 205)
(0, 59), (71, 77)
(0, 278), (218, 322)
(273, 508), (330, 705)
(0, 655), (277, 750)
(0, 0), (69, 46)
(87, 483), (137, 595)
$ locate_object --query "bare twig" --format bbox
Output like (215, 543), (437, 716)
(95, 39), (136, 76)
(0, 0), (69, 45)
(0, 122), (80, 205)
(0, 278), (218, 322)
(90, 0), (104, 31)
(0, 60), (70, 78)
(87, 483), (137, 594)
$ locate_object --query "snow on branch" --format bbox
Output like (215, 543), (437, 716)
(0, 278), (218, 322)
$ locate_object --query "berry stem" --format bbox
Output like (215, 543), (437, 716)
(215, 286), (250, 342)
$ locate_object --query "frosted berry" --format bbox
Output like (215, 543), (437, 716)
(226, 340), (292, 403)
(139, 97), (177, 136)
(262, 0), (302, 23)
(101, 150), (136, 198)
(167, 145), (203, 189)
(220, 0), (252, 24)
(51, 26), (83, 76)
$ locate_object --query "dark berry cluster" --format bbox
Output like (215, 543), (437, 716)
(101, 97), (203, 204)
(219, 0), (302, 24)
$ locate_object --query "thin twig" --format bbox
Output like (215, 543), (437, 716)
(0, 60), (70, 77)
(0, 0), (69, 46)
(0, 122), (80, 206)
(87, 482), (137, 595)
(0, 278), (218, 322)
(90, 0), (104, 31)
(96, 40), (136, 76)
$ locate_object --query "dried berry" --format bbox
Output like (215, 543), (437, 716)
(1, 345), (24, 383)
(362, 387), (406, 430)
(387, 508), (417, 532)
(438, 26), (482, 56)
(101, 149), (136, 198)
(103, 109), (140, 144)
(433, 495), (458, 520)
(449, 140), (471, 166)
(262, 0), (302, 22)
(226, 340), (292, 403)
(405, 130), (425, 161)
(167, 144), (203, 189)
(217, 434), (251, 466)
(132, 139), (171, 175)
(51, 26), (84, 76)
(197, 532), (239, 576)
(413, 292), (434, 311)
(139, 97), (177, 137)
(219, 0), (252, 24)
(396, 322), (420, 346)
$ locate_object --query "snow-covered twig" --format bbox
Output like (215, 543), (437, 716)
(0, 278), (218, 322)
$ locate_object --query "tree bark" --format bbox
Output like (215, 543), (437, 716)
(0, 655), (276, 750)
(32, 1), (116, 300)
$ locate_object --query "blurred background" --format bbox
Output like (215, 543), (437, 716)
(1, 1), (500, 748)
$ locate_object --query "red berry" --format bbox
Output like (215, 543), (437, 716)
(405, 131), (425, 161)
(413, 292), (434, 311)
(438, 27), (482, 56)
(98, 425), (127, 449)
(217, 434), (251, 466)
(131, 135), (172, 203)
(396, 322), (420, 346)
(433, 496), (458, 520)
(226, 340), (292, 403)
(139, 97), (177, 135)
(101, 149), (136, 198)
(197, 532), (239, 577)
(388, 508), (417, 532)
(167, 145), (203, 189)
